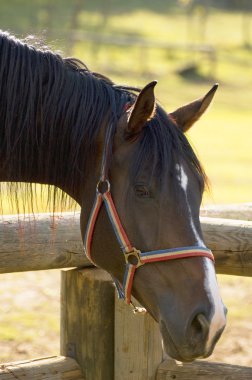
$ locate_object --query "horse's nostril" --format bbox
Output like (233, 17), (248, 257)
(190, 313), (209, 340)
(224, 305), (228, 316)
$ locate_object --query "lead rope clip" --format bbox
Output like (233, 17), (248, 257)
(130, 301), (147, 315)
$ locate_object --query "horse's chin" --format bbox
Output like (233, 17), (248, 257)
(159, 320), (212, 363)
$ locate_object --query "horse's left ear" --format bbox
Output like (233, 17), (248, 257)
(170, 84), (218, 132)
(127, 81), (157, 135)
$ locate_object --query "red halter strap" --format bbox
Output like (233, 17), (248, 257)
(83, 116), (215, 309)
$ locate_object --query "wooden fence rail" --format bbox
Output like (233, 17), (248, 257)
(156, 359), (252, 380)
(1, 211), (252, 275)
(0, 356), (84, 380)
(201, 202), (252, 220)
(0, 204), (251, 379)
(0, 212), (88, 273)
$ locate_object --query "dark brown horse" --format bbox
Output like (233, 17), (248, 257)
(0, 31), (226, 362)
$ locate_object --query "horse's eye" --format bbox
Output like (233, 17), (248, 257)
(134, 184), (151, 198)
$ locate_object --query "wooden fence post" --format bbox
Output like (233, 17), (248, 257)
(60, 267), (163, 380)
(60, 268), (115, 380)
(114, 297), (163, 380)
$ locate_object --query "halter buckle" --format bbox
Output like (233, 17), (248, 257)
(124, 248), (143, 268)
(96, 179), (110, 194)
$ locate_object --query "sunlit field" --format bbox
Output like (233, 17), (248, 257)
(71, 9), (252, 206)
(1, 10), (252, 213)
(0, 7), (252, 367)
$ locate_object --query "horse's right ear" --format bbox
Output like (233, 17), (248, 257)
(170, 84), (218, 132)
(126, 81), (157, 136)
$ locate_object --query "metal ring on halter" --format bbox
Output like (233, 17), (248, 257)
(96, 179), (111, 194)
(124, 248), (144, 268)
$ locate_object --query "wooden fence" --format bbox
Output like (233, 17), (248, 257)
(69, 31), (217, 78)
(0, 203), (251, 379)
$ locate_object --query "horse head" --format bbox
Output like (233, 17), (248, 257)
(81, 82), (227, 362)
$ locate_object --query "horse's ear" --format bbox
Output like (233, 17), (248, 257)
(127, 81), (157, 135)
(170, 84), (218, 132)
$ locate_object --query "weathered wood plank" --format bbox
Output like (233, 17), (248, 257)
(0, 356), (85, 379)
(0, 213), (252, 276)
(201, 217), (252, 276)
(61, 268), (163, 380)
(156, 359), (252, 379)
(0, 212), (90, 273)
(114, 297), (163, 380)
(201, 203), (252, 221)
(60, 268), (115, 380)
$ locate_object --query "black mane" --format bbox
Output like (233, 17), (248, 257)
(0, 31), (206, 212)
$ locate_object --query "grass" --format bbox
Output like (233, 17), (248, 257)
(0, 271), (60, 361)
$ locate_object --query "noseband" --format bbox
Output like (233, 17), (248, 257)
(84, 112), (214, 313)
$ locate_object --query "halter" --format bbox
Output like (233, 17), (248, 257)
(84, 110), (214, 313)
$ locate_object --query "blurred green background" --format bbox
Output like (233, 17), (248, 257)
(1, 0), (252, 212)
(0, 0), (252, 365)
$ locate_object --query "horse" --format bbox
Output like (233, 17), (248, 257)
(0, 31), (226, 362)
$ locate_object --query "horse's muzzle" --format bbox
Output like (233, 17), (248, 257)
(159, 310), (226, 362)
